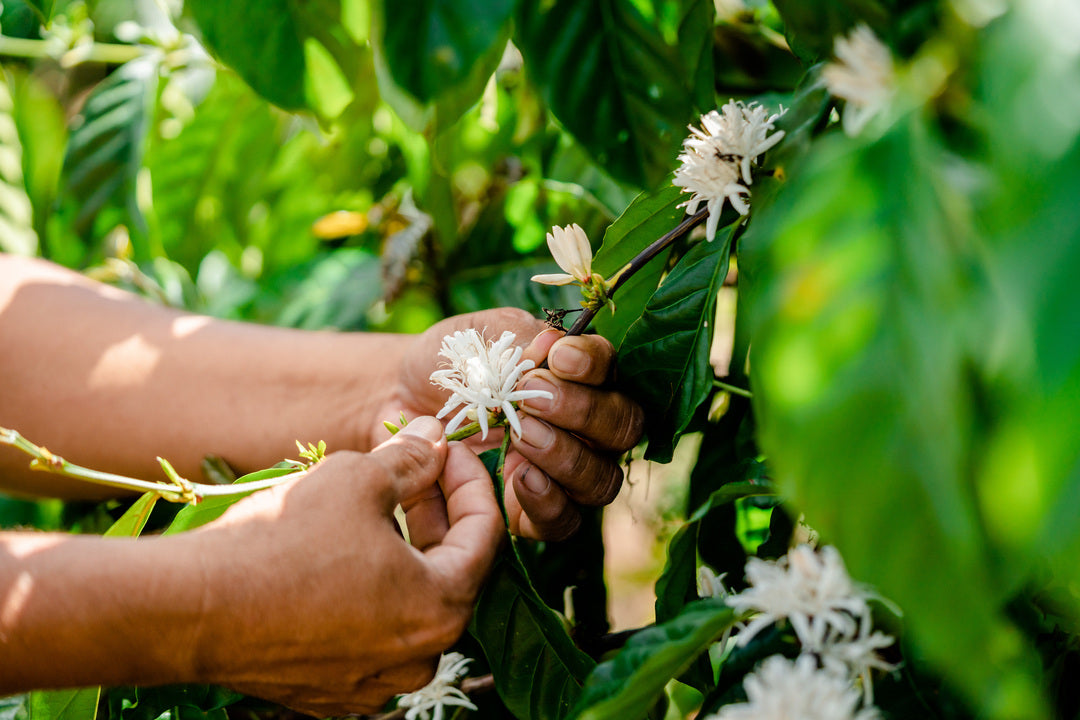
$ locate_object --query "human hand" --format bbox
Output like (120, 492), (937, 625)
(374, 309), (644, 541)
(187, 417), (501, 717)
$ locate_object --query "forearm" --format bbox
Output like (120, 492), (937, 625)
(0, 531), (205, 692)
(0, 255), (410, 497)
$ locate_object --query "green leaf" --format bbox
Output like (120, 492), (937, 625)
(380, 0), (513, 105)
(470, 551), (595, 720)
(619, 230), (736, 463)
(592, 186), (687, 350)
(655, 479), (773, 623)
(23, 0), (52, 23)
(567, 600), (736, 720)
(0, 72), (37, 255)
(60, 56), (159, 241)
(742, 115), (1046, 718)
(0, 694), (27, 720)
(770, 0), (889, 64)
(103, 493), (159, 538)
(105, 685), (242, 720)
(164, 467), (298, 535)
(187, 0), (367, 119)
(28, 688), (99, 720)
(7, 67), (66, 257)
(514, 0), (712, 188)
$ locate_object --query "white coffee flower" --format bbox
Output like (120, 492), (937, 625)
(673, 100), (786, 240)
(818, 614), (897, 705)
(698, 566), (731, 599)
(397, 652), (477, 720)
(711, 655), (880, 720)
(822, 24), (895, 136)
(532, 223), (595, 286)
(431, 329), (553, 440)
(727, 545), (874, 650)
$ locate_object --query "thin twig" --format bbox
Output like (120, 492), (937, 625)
(713, 379), (752, 398)
(0, 426), (305, 502)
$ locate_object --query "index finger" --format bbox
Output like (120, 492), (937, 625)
(423, 442), (504, 600)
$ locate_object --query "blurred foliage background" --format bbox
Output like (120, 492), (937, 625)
(3, 0), (1080, 719)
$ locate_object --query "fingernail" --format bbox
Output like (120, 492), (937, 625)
(521, 378), (555, 412)
(398, 416), (444, 442)
(518, 416), (555, 450)
(551, 344), (589, 377)
(521, 465), (550, 495)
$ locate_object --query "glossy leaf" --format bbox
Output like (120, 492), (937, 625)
(28, 688), (99, 720)
(23, 0), (52, 23)
(742, 116), (1046, 718)
(470, 551), (595, 720)
(103, 493), (158, 538)
(104, 684), (242, 720)
(592, 186), (686, 350)
(0, 695), (27, 720)
(60, 56), (159, 240)
(567, 599), (736, 720)
(514, 0), (713, 188)
(619, 229), (736, 463)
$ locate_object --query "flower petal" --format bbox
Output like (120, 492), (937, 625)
(531, 273), (576, 286)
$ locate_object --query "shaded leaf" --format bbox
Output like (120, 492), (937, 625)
(770, 0), (890, 64)
(470, 551), (595, 720)
(379, 0), (513, 108)
(567, 600), (737, 720)
(0, 73), (37, 255)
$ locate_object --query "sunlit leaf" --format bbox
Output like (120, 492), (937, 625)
(743, 115), (1046, 718)
(27, 688), (99, 720)
(164, 467), (298, 535)
(0, 73), (37, 255)
(103, 493), (158, 538)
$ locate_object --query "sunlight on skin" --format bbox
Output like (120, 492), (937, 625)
(0, 571), (34, 634)
(171, 315), (211, 339)
(87, 335), (162, 389)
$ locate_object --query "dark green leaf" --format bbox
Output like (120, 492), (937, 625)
(379, 0), (513, 105)
(592, 186), (687, 350)
(22, 0), (51, 23)
(60, 56), (159, 241)
(470, 551), (595, 720)
(567, 600), (736, 720)
(103, 493), (158, 538)
(514, 0), (711, 188)
(770, 0), (889, 64)
(448, 263), (581, 317)
(619, 230), (735, 463)
(28, 688), (99, 720)
(105, 685), (242, 720)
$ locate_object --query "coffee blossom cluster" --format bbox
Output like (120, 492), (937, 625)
(703, 544), (896, 720)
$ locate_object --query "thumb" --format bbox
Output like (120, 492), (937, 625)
(368, 416), (448, 512)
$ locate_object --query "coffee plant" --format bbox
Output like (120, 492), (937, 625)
(1, 0), (1079, 719)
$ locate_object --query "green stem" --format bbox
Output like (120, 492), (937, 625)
(713, 379), (752, 399)
(0, 36), (142, 64)
(0, 426), (305, 502)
